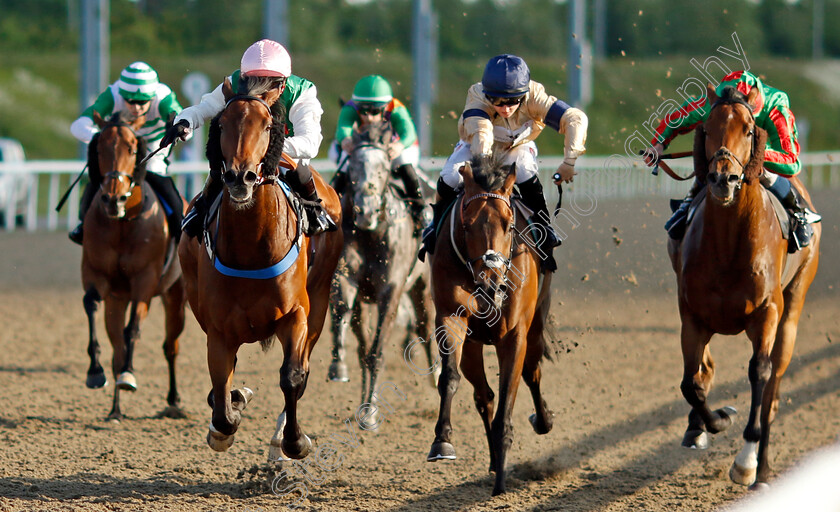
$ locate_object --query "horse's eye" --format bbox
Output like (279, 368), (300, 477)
(266, 124), (273, 132)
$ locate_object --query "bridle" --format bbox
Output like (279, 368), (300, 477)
(219, 94), (275, 180)
(99, 122), (141, 205)
(452, 191), (516, 285)
(706, 96), (757, 190)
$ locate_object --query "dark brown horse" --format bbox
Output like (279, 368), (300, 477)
(81, 111), (187, 421)
(178, 78), (343, 459)
(669, 85), (821, 489)
(426, 156), (554, 495)
(328, 121), (436, 427)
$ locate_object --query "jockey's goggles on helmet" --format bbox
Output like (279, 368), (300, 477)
(357, 104), (385, 116)
(486, 94), (526, 107)
(126, 99), (151, 106)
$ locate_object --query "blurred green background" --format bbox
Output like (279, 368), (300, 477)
(2, 0), (840, 160)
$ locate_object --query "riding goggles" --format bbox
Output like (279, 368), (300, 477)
(126, 99), (151, 106)
(357, 104), (385, 116)
(486, 94), (526, 107)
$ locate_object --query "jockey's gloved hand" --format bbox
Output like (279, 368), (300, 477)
(643, 143), (664, 167)
(161, 120), (191, 148)
(554, 159), (577, 184)
(387, 142), (404, 161)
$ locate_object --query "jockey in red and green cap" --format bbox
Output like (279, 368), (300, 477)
(646, 70), (820, 248)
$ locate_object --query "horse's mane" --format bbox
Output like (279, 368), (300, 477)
(471, 154), (512, 192)
(694, 86), (768, 184)
(87, 112), (149, 185)
(206, 79), (287, 179)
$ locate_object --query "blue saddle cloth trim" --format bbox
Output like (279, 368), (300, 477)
(153, 191), (173, 216)
(212, 180), (301, 279)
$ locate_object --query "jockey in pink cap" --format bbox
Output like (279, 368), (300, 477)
(162, 39), (336, 236)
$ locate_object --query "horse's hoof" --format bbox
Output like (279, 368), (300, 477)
(281, 434), (312, 459)
(681, 429), (709, 450)
(491, 485), (506, 496)
(86, 371), (107, 389)
(116, 372), (137, 391)
(427, 441), (456, 461)
(232, 387), (254, 408)
(529, 413), (553, 435)
(730, 462), (757, 486)
(269, 441), (292, 463)
(709, 406), (737, 433)
(748, 481), (770, 492)
(328, 362), (349, 382)
(207, 427), (235, 452)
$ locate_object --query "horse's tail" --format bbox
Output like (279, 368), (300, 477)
(260, 335), (277, 352)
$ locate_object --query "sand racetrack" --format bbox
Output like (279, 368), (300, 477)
(0, 190), (837, 512)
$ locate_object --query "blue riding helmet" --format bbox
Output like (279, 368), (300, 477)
(482, 54), (530, 98)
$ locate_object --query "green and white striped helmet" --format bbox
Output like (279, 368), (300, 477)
(351, 75), (393, 106)
(117, 62), (159, 102)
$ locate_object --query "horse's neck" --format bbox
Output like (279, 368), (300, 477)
(702, 182), (773, 259)
(217, 185), (295, 263)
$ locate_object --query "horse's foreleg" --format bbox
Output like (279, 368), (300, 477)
(427, 315), (466, 463)
(522, 334), (553, 436)
(278, 307), (313, 460)
(360, 284), (403, 429)
(206, 331), (245, 451)
(459, 342), (495, 472)
(679, 318), (733, 449)
(104, 297), (129, 421)
(83, 287), (106, 389)
(352, 300), (369, 405)
(329, 273), (358, 382)
(490, 329), (527, 496)
(116, 298), (151, 392)
(160, 278), (187, 417)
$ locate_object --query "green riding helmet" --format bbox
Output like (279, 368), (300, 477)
(352, 75), (393, 106)
(117, 61), (159, 102)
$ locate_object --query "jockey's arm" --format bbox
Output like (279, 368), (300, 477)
(761, 104), (801, 177)
(284, 86), (324, 161)
(173, 81), (226, 132)
(390, 104), (417, 148)
(70, 88), (116, 144)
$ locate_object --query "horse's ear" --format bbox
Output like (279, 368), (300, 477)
(744, 126), (768, 182)
(129, 114), (146, 132)
(222, 77), (234, 102)
(459, 162), (474, 183)
(263, 85), (282, 107)
(693, 126), (709, 184)
(746, 86), (760, 109)
(706, 83), (718, 106)
(92, 110), (106, 129)
(502, 164), (517, 193)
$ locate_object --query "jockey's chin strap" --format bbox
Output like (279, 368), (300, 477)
(451, 191), (516, 284)
(707, 96), (757, 189)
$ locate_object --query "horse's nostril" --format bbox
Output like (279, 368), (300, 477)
(728, 174), (740, 183)
(244, 171), (257, 184)
(223, 170), (236, 185)
(498, 284), (508, 295)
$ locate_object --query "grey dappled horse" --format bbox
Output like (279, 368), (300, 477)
(328, 121), (437, 428)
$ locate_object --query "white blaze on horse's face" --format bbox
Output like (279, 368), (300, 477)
(350, 145), (391, 230)
(219, 101), (272, 205)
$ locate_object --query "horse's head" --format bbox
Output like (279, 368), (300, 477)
(459, 155), (517, 311)
(347, 121), (393, 230)
(697, 84), (767, 205)
(213, 76), (286, 207)
(93, 111), (146, 218)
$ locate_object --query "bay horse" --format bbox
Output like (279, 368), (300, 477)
(328, 121), (436, 427)
(669, 85), (820, 489)
(426, 156), (554, 495)
(177, 78), (343, 459)
(81, 111), (187, 421)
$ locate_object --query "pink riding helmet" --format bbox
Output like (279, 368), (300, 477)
(240, 39), (292, 78)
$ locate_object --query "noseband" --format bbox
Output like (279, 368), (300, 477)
(452, 192), (516, 285)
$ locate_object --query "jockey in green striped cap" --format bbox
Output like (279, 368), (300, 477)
(69, 61), (186, 245)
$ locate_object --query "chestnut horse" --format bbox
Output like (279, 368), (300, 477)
(81, 111), (187, 421)
(178, 78), (343, 459)
(426, 156), (554, 495)
(669, 85), (820, 489)
(328, 121), (436, 427)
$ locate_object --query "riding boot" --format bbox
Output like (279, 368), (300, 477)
(665, 178), (704, 240)
(68, 183), (96, 245)
(764, 175), (821, 250)
(287, 164), (338, 236)
(182, 172), (222, 239)
(418, 178), (459, 262)
(144, 172), (184, 243)
(517, 176), (561, 273)
(394, 163), (427, 235)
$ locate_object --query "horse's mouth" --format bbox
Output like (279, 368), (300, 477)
(709, 183), (737, 205)
(227, 186), (255, 206)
